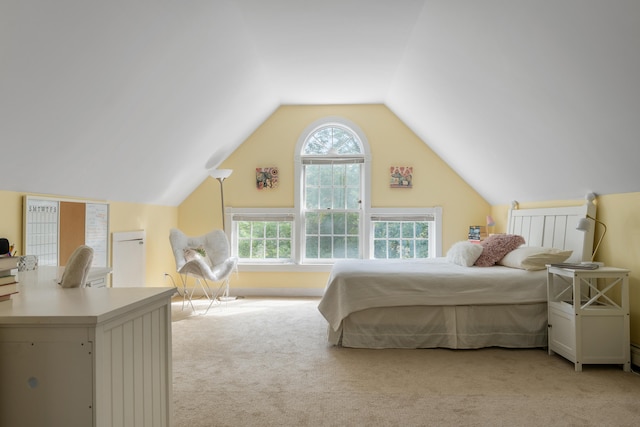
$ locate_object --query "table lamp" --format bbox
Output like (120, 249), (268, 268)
(576, 214), (607, 263)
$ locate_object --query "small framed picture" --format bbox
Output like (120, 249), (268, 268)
(390, 166), (413, 188)
(256, 167), (279, 190)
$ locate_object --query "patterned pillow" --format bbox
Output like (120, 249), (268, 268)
(474, 234), (525, 267)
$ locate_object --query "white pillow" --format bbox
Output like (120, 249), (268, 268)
(498, 246), (572, 271)
(446, 241), (484, 267)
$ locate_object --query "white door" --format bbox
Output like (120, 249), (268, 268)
(112, 230), (146, 287)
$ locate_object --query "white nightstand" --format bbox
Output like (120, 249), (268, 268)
(547, 265), (630, 372)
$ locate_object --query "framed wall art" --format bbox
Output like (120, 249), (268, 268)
(256, 167), (279, 190)
(390, 166), (413, 188)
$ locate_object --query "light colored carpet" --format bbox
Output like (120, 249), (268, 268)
(171, 297), (640, 427)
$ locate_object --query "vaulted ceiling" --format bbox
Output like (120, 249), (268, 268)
(2, 1), (638, 206)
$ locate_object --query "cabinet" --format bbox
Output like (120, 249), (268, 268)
(547, 266), (630, 371)
(0, 276), (175, 426)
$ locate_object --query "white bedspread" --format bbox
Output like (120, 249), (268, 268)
(318, 258), (547, 331)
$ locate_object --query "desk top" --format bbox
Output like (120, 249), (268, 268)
(0, 267), (175, 325)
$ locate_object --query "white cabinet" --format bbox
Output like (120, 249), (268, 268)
(547, 266), (630, 371)
(0, 280), (175, 426)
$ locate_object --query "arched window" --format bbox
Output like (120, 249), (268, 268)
(296, 120), (369, 262)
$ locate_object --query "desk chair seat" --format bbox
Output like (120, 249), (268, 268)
(169, 229), (237, 314)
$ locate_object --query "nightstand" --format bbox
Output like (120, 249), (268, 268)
(546, 265), (630, 372)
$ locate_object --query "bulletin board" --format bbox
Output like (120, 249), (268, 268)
(23, 196), (109, 267)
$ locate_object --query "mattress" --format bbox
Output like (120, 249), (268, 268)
(318, 258), (547, 332)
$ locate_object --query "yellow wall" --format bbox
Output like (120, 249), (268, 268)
(109, 201), (178, 286)
(0, 191), (177, 287)
(178, 104), (491, 290)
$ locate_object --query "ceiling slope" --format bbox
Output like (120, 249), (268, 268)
(388, 0), (640, 205)
(1, 1), (639, 206)
(0, 0), (277, 205)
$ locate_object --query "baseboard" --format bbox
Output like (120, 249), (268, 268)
(234, 287), (324, 298)
(175, 287), (324, 298)
(631, 343), (640, 368)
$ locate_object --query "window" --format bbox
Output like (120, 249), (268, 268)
(300, 123), (365, 262)
(370, 210), (439, 259)
(229, 209), (295, 264)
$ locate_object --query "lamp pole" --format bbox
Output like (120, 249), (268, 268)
(209, 169), (233, 230)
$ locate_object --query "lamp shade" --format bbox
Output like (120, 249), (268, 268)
(209, 169), (233, 179)
(576, 217), (591, 232)
(486, 215), (495, 227)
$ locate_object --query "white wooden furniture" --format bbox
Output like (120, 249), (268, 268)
(547, 265), (630, 371)
(0, 268), (175, 426)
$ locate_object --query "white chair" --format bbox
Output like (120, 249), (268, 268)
(169, 228), (237, 313)
(59, 245), (94, 288)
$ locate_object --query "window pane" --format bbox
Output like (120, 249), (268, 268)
(320, 166), (333, 186)
(238, 240), (251, 258)
(306, 213), (319, 234)
(388, 240), (400, 258)
(265, 240), (278, 258)
(333, 187), (345, 209)
(239, 222), (251, 238)
(320, 214), (333, 235)
(333, 236), (345, 258)
(374, 240), (387, 258)
(346, 188), (360, 209)
(251, 240), (264, 258)
(319, 236), (333, 258)
(346, 164), (360, 185)
(402, 240), (414, 258)
(280, 222), (291, 238)
(319, 188), (333, 209)
(306, 165), (320, 186)
(416, 240), (429, 258)
(280, 240), (291, 258)
(388, 222), (400, 238)
(265, 222), (278, 239)
(416, 222), (429, 238)
(305, 187), (319, 209)
(306, 236), (318, 258)
(333, 165), (345, 186)
(346, 213), (359, 235)
(333, 212), (345, 234)
(402, 222), (414, 238)
(252, 223), (265, 238)
(374, 222), (386, 238)
(347, 236), (359, 258)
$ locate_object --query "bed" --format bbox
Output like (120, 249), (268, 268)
(318, 202), (597, 349)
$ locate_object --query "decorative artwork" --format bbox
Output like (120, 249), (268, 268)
(256, 167), (279, 190)
(390, 166), (413, 188)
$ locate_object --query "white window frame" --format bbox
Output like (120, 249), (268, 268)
(367, 207), (443, 259)
(295, 117), (372, 265)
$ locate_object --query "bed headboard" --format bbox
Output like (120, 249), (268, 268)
(507, 201), (596, 263)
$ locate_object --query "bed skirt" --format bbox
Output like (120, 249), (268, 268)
(328, 303), (548, 349)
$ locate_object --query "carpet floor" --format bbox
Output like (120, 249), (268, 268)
(171, 297), (640, 427)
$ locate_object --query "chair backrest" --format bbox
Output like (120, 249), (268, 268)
(59, 245), (94, 288)
(169, 228), (230, 270)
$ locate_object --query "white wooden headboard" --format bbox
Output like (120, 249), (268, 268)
(507, 202), (596, 263)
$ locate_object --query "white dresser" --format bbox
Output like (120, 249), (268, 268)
(0, 268), (176, 426)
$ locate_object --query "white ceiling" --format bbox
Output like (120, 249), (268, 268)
(1, 1), (639, 206)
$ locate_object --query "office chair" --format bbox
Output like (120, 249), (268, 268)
(59, 245), (94, 288)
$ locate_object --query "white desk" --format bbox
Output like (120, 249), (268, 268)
(18, 265), (112, 288)
(0, 268), (176, 427)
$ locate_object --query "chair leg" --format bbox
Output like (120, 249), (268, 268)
(201, 279), (226, 315)
(179, 273), (197, 312)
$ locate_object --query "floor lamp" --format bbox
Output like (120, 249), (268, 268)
(209, 168), (235, 299)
